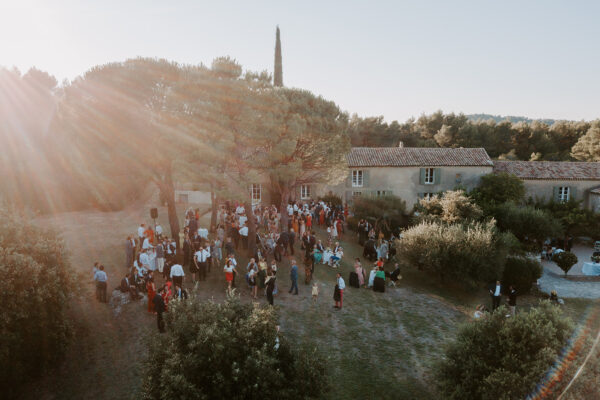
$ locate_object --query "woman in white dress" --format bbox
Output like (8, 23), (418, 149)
(368, 266), (377, 288)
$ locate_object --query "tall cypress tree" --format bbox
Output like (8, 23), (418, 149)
(274, 26), (283, 87)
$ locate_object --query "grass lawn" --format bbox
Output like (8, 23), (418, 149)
(22, 203), (598, 400)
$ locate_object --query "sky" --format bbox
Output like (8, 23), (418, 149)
(1, 0), (599, 122)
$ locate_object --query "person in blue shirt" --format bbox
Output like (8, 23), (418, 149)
(93, 265), (108, 303)
(288, 260), (298, 295)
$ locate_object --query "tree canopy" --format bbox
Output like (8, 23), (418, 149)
(141, 296), (327, 400)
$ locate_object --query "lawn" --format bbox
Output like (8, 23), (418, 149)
(21, 203), (598, 400)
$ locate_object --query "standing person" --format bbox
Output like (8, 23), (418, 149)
(173, 283), (188, 300)
(156, 240), (165, 278)
(170, 263), (185, 288)
(138, 223), (145, 250)
(289, 260), (298, 295)
(93, 265), (108, 303)
(508, 285), (517, 316)
(155, 224), (163, 241)
(312, 282), (319, 303)
(183, 234), (192, 269)
(153, 287), (166, 333)
(334, 272), (345, 309)
(265, 273), (276, 305)
(146, 273), (156, 313)
(248, 267), (258, 299)
(224, 259), (237, 292)
(195, 245), (209, 281)
(489, 280), (502, 311)
(125, 236), (134, 269)
(354, 258), (365, 287)
(239, 223), (249, 250)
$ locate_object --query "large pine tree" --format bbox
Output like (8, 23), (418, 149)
(274, 26), (283, 87)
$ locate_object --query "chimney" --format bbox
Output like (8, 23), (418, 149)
(398, 141), (404, 148)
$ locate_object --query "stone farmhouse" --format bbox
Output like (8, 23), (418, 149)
(175, 146), (600, 211)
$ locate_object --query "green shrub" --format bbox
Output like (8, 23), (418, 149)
(436, 301), (572, 400)
(0, 206), (78, 397)
(501, 256), (543, 293)
(141, 296), (328, 400)
(397, 220), (516, 288)
(491, 203), (563, 252)
(471, 172), (525, 206)
(552, 251), (578, 276)
(346, 216), (359, 232)
(417, 190), (482, 224)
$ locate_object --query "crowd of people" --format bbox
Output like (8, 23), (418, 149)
(91, 198), (407, 331)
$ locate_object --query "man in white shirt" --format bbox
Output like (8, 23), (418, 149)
(170, 263), (185, 287)
(155, 224), (163, 240)
(489, 280), (502, 311)
(142, 236), (152, 250)
(236, 205), (245, 215)
(335, 272), (345, 309)
(139, 249), (150, 269)
(194, 245), (210, 281)
(239, 213), (248, 227)
(287, 204), (293, 216)
(239, 224), (249, 249)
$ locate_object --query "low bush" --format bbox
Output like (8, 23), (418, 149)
(0, 205), (78, 397)
(141, 296), (328, 400)
(319, 193), (343, 207)
(552, 251), (578, 276)
(501, 256), (543, 293)
(436, 301), (572, 400)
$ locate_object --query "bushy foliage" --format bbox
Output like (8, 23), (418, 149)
(141, 296), (328, 400)
(0, 206), (77, 396)
(352, 195), (408, 236)
(533, 198), (600, 237)
(471, 172), (526, 206)
(436, 301), (572, 400)
(501, 256), (543, 293)
(319, 193), (343, 207)
(417, 190), (483, 224)
(552, 251), (578, 276)
(492, 203), (563, 251)
(397, 220), (516, 288)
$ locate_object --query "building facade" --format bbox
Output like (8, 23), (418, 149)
(493, 160), (600, 210)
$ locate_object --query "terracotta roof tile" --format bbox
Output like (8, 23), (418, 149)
(493, 160), (600, 180)
(346, 147), (493, 167)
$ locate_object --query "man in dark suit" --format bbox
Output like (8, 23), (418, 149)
(489, 280), (502, 311)
(153, 287), (166, 333)
(120, 274), (139, 300)
(125, 236), (134, 269)
(288, 229), (296, 256)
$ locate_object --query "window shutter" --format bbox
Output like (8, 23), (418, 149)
(346, 171), (352, 187)
(419, 168), (425, 185)
(553, 187), (560, 202)
(363, 170), (369, 187)
(434, 168), (441, 185)
(570, 187), (577, 201)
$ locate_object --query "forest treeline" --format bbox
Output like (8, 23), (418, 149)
(1, 64), (599, 215)
(349, 111), (600, 161)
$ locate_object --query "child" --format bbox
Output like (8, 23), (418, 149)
(312, 282), (319, 303)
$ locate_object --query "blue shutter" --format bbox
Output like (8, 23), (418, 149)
(434, 168), (441, 185)
(363, 170), (369, 187)
(419, 168), (426, 185)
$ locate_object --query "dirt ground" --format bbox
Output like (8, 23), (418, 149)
(19, 204), (598, 400)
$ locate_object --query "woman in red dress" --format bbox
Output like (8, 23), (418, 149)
(306, 214), (312, 230)
(223, 259), (236, 292)
(319, 209), (325, 226)
(162, 281), (172, 312)
(146, 273), (156, 313)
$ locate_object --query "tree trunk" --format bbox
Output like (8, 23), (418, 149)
(245, 200), (256, 258)
(162, 163), (180, 250)
(279, 186), (290, 232)
(210, 190), (218, 232)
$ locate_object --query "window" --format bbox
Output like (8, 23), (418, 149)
(251, 184), (261, 204)
(352, 191), (362, 197)
(352, 170), (363, 187)
(423, 193), (435, 200)
(558, 187), (570, 202)
(376, 190), (387, 197)
(300, 184), (311, 199)
(424, 168), (434, 184)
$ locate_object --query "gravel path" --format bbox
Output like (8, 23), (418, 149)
(538, 269), (600, 299)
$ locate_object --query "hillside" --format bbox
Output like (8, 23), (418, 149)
(467, 113), (559, 125)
